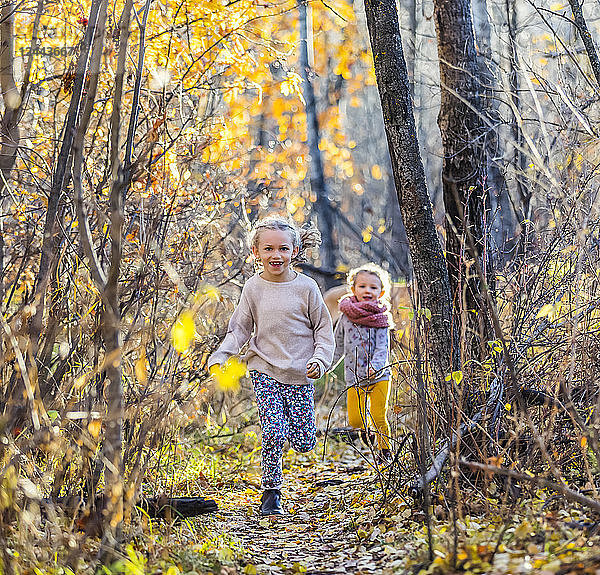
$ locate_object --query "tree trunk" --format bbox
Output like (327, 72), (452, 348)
(0, 0), (43, 302)
(97, 0), (133, 562)
(298, 0), (338, 288)
(389, 0), (417, 280)
(363, 0), (457, 394)
(30, 0), (104, 354)
(432, 0), (494, 361)
(567, 0), (600, 91)
(0, 1), (21, 306)
(400, 0), (417, 98)
(472, 0), (517, 265)
(503, 0), (530, 238)
(0, 1), (21, 187)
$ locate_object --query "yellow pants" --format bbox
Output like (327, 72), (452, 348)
(347, 379), (391, 450)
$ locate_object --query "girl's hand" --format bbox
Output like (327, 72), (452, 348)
(368, 366), (376, 379)
(306, 361), (320, 379)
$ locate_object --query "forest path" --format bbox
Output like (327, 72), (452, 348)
(179, 411), (600, 575)
(206, 437), (413, 575)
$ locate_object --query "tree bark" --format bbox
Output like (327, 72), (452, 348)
(363, 0), (457, 391)
(298, 0), (338, 288)
(567, 0), (600, 91)
(0, 0), (41, 302)
(97, 0), (133, 562)
(432, 0), (494, 360)
(472, 0), (516, 265)
(30, 0), (104, 353)
(382, 0), (417, 281)
(503, 0), (531, 247)
(0, 1), (21, 188)
(0, 1), (19, 311)
(400, 0), (417, 98)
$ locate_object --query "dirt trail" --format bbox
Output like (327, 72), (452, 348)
(207, 440), (412, 575)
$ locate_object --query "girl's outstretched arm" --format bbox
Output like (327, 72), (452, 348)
(207, 289), (254, 368)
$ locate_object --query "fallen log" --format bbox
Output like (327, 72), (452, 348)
(139, 496), (218, 519)
(40, 495), (218, 535)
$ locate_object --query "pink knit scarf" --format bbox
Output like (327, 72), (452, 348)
(338, 295), (390, 328)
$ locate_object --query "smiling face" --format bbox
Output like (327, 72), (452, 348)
(252, 229), (299, 282)
(352, 271), (384, 302)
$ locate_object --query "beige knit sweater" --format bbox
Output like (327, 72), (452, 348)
(208, 272), (335, 386)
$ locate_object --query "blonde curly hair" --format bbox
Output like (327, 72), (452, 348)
(347, 263), (392, 305)
(249, 215), (321, 265)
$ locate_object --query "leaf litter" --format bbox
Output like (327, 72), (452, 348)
(159, 422), (600, 575)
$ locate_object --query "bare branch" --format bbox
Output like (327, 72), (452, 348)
(459, 459), (600, 514)
(567, 0), (600, 92)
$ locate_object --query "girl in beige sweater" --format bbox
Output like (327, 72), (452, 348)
(208, 215), (334, 516)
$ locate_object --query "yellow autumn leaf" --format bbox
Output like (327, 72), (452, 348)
(199, 284), (220, 301)
(514, 519), (533, 540)
(88, 419), (102, 439)
(135, 348), (148, 384)
(280, 72), (305, 103)
(371, 164), (382, 179)
(210, 358), (247, 392)
(74, 374), (88, 391)
(170, 161), (180, 181)
(536, 303), (555, 319)
(172, 311), (196, 354)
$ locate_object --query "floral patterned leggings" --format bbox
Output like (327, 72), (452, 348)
(250, 371), (316, 489)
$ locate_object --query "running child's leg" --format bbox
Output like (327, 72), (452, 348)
(369, 379), (391, 450)
(347, 384), (369, 431)
(251, 371), (286, 489)
(283, 382), (317, 453)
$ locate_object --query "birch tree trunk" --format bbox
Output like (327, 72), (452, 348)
(363, 0), (457, 396)
(298, 0), (338, 287)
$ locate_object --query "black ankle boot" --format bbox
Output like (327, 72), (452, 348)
(259, 489), (284, 516)
(359, 429), (377, 447)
